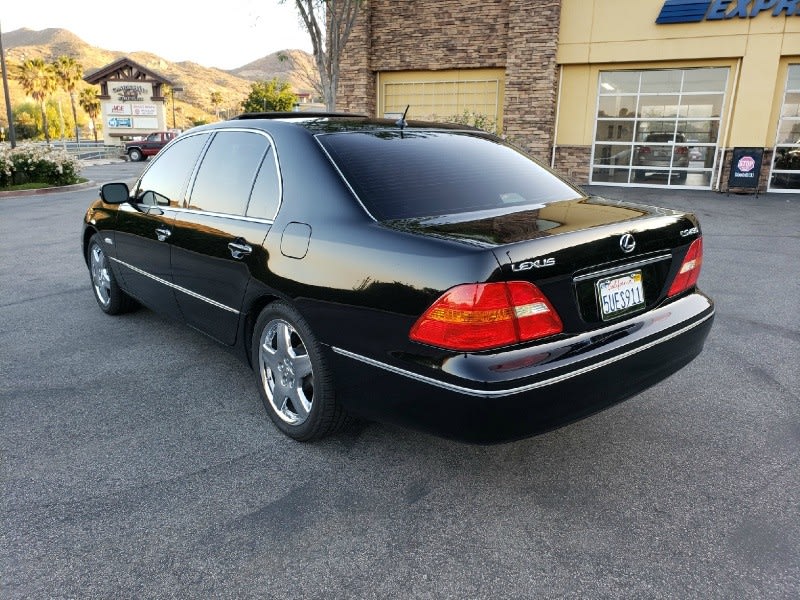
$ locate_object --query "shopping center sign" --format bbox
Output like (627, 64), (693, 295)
(657, 0), (800, 24)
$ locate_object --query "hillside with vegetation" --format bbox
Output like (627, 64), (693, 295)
(0, 27), (319, 139)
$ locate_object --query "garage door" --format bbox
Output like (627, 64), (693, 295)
(378, 69), (504, 133)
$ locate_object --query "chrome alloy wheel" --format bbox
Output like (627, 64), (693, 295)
(259, 318), (314, 425)
(90, 244), (112, 308)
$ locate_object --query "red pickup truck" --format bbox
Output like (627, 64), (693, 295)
(124, 131), (178, 162)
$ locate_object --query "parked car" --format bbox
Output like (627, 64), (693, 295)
(83, 113), (714, 443)
(124, 131), (178, 162)
(633, 132), (690, 181)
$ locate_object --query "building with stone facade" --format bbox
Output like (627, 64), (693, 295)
(338, 0), (800, 194)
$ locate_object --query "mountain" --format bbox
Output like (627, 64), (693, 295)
(0, 27), (319, 131)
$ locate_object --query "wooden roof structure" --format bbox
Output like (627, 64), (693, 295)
(84, 57), (174, 100)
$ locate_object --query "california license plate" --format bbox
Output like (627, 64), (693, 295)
(597, 270), (645, 320)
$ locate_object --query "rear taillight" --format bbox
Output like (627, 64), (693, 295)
(675, 146), (688, 155)
(409, 282), (563, 351)
(639, 147), (651, 155)
(668, 237), (703, 297)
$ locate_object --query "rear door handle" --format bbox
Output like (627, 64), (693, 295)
(228, 240), (252, 259)
(155, 227), (171, 242)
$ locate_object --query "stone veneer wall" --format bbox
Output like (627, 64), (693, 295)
(337, 0), (562, 163)
(553, 145), (593, 185)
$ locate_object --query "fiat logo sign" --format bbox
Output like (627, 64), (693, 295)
(738, 156), (756, 173)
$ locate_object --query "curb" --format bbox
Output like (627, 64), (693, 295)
(0, 180), (98, 198)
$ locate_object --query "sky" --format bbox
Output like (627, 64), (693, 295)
(1, 0), (313, 70)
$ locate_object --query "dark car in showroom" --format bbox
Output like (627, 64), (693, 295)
(82, 113), (713, 443)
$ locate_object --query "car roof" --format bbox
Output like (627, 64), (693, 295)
(226, 112), (482, 135)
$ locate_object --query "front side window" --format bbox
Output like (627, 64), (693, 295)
(136, 133), (209, 207)
(189, 130), (270, 215)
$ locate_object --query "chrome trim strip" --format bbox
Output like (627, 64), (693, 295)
(332, 311), (714, 398)
(573, 254), (672, 282)
(169, 206), (274, 225)
(110, 257), (240, 315)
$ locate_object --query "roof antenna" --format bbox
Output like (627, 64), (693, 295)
(396, 105), (410, 130)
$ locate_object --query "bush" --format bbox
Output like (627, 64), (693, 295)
(0, 143), (80, 188)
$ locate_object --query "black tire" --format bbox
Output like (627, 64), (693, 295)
(87, 233), (136, 315)
(128, 148), (143, 162)
(252, 301), (348, 441)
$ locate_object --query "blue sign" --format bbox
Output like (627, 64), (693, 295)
(657, 0), (800, 24)
(107, 117), (133, 128)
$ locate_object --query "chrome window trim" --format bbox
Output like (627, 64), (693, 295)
(184, 128), (283, 220)
(573, 254), (672, 282)
(169, 206), (274, 225)
(110, 257), (240, 315)
(332, 310), (713, 398)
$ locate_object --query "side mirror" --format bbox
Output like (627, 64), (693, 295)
(100, 182), (130, 205)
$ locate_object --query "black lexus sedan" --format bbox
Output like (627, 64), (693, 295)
(82, 113), (714, 443)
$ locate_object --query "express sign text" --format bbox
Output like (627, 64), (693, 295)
(657, 0), (800, 24)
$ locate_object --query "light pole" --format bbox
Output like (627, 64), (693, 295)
(0, 20), (17, 147)
(171, 86), (183, 130)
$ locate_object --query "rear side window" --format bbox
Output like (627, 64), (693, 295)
(136, 133), (209, 207)
(317, 131), (582, 221)
(189, 130), (270, 215)
(246, 147), (281, 220)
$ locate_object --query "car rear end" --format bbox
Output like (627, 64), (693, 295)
(315, 123), (713, 442)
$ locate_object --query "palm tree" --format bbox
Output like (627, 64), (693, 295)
(53, 56), (84, 144)
(210, 91), (223, 120)
(79, 87), (101, 142)
(14, 58), (57, 143)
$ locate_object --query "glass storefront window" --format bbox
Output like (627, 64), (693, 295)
(590, 67), (728, 189)
(683, 69), (728, 93)
(641, 70), (682, 93)
(597, 95), (638, 118)
(599, 71), (640, 95)
(770, 65), (800, 191)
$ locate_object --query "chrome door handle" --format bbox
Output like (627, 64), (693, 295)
(228, 241), (252, 259)
(155, 227), (171, 242)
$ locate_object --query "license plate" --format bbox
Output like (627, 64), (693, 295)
(596, 270), (645, 320)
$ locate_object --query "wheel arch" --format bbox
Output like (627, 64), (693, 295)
(82, 226), (99, 267)
(242, 293), (282, 368)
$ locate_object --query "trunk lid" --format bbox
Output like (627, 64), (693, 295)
(388, 196), (701, 333)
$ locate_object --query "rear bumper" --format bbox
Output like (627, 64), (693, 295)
(331, 292), (714, 443)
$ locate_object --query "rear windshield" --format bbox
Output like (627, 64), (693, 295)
(317, 130), (582, 221)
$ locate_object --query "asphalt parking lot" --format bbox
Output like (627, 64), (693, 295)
(1, 164), (798, 599)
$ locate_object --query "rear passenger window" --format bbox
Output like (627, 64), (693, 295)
(246, 147), (281, 220)
(189, 131), (269, 215)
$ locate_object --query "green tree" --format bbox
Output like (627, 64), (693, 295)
(14, 58), (58, 142)
(79, 87), (101, 142)
(53, 56), (84, 143)
(12, 103), (39, 140)
(241, 79), (298, 113)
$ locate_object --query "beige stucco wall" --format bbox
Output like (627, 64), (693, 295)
(556, 0), (800, 149)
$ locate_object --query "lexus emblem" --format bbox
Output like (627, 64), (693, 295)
(620, 234), (636, 254)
